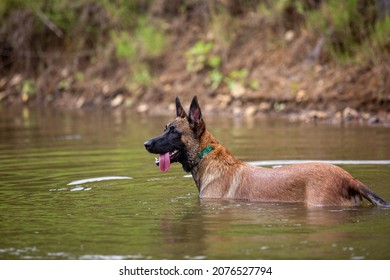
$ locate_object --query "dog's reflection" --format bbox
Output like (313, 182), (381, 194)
(158, 199), (380, 258)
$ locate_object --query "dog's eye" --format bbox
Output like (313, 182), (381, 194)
(164, 125), (176, 133)
(164, 124), (170, 131)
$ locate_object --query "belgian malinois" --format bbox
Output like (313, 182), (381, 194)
(144, 96), (389, 207)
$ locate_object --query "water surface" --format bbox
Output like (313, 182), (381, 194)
(0, 107), (389, 259)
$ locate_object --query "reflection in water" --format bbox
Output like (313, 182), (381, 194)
(159, 198), (389, 259)
(249, 160), (390, 166)
(68, 176), (133, 186)
(0, 107), (389, 259)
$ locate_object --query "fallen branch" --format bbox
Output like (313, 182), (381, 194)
(34, 8), (64, 38)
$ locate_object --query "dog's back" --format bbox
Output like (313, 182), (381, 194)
(192, 145), (356, 205)
(145, 96), (390, 207)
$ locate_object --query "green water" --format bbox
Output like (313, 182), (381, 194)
(0, 107), (389, 260)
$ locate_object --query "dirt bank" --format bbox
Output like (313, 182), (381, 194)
(0, 1), (389, 125)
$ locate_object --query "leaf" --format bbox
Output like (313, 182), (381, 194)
(207, 55), (221, 68)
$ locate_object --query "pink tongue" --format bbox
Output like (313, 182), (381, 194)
(159, 152), (171, 172)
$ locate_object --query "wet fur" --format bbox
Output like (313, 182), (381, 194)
(145, 96), (390, 207)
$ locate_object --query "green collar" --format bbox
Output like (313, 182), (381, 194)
(199, 145), (214, 159)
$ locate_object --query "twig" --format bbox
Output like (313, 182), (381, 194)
(34, 8), (64, 38)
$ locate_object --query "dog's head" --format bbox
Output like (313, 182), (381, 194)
(144, 96), (205, 172)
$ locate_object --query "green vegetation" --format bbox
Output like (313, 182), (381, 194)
(1, 0), (388, 66)
(225, 68), (259, 91)
(185, 41), (219, 72)
(21, 79), (35, 102)
(260, 0), (390, 63)
(185, 40), (259, 91)
(111, 31), (137, 60)
(134, 18), (168, 57)
(112, 16), (168, 60)
(0, 0), (168, 91)
(209, 3), (238, 47)
(1, 0), (388, 68)
(362, 14), (390, 63)
(111, 16), (168, 89)
(0, 0), (389, 108)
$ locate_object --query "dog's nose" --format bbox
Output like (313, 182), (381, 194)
(144, 140), (152, 150)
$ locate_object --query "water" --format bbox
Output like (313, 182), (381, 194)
(0, 107), (389, 260)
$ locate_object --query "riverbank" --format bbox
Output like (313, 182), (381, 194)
(0, 1), (389, 125)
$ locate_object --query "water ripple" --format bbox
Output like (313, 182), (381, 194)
(67, 176), (133, 186)
(248, 160), (390, 166)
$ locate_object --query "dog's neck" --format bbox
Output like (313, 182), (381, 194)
(191, 129), (242, 194)
(198, 129), (218, 151)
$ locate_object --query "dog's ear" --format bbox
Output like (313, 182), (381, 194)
(189, 96), (205, 137)
(176, 97), (187, 118)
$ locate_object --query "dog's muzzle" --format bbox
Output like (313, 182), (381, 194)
(144, 140), (153, 151)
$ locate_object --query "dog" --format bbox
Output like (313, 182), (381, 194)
(144, 96), (389, 207)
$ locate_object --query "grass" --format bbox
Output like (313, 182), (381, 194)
(2, 0), (388, 67)
(185, 39), (259, 91)
(1, 0), (168, 88)
(111, 16), (169, 88)
(361, 14), (390, 64)
(256, 0), (390, 64)
(305, 0), (388, 63)
(135, 17), (168, 57)
(1, 0), (389, 103)
(111, 31), (137, 60)
(209, 3), (238, 47)
(185, 40), (216, 72)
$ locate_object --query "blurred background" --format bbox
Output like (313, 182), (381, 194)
(1, 1), (390, 261)
(0, 0), (389, 123)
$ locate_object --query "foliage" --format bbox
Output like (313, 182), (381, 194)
(257, 0), (390, 63)
(207, 70), (224, 90)
(111, 17), (168, 88)
(185, 41), (218, 72)
(1, 0), (389, 67)
(361, 13), (390, 63)
(111, 15), (169, 61)
(128, 63), (154, 90)
(257, 0), (291, 18)
(209, 3), (238, 46)
(185, 40), (223, 88)
(21, 79), (35, 102)
(111, 31), (137, 60)
(1, 0), (389, 107)
(135, 17), (168, 57)
(225, 69), (249, 90)
(306, 0), (370, 61)
(0, 0), (159, 77)
(186, 40), (259, 91)
(58, 79), (71, 91)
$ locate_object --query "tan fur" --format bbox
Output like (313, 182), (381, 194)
(145, 96), (389, 207)
(191, 131), (368, 206)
